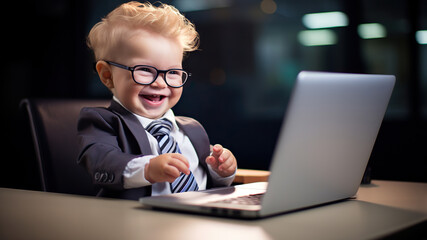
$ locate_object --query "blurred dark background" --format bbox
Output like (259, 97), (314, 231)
(1, 0), (426, 191)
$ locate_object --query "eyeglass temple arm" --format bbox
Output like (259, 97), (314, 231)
(92, 61), (133, 72)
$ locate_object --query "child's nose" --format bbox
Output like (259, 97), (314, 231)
(151, 73), (168, 88)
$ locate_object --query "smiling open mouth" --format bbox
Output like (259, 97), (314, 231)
(141, 94), (166, 103)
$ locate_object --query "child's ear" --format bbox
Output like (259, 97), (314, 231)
(96, 61), (114, 89)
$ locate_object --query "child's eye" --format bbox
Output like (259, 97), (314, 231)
(168, 70), (183, 76)
(135, 66), (156, 76)
(139, 67), (154, 73)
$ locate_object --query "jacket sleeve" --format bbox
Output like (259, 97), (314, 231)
(77, 107), (138, 191)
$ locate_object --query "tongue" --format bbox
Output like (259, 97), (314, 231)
(144, 95), (162, 102)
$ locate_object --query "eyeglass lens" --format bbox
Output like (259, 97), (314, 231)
(133, 66), (188, 87)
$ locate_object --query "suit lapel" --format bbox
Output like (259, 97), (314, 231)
(108, 100), (153, 155)
(176, 116), (210, 172)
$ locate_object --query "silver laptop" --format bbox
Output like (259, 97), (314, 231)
(140, 71), (395, 218)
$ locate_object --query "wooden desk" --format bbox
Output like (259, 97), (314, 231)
(234, 169), (270, 184)
(1, 180), (426, 240)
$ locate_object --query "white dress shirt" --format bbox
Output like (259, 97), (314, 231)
(113, 97), (235, 196)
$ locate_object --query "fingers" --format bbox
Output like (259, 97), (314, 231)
(218, 152), (233, 171)
(205, 155), (219, 169)
(206, 144), (237, 177)
(168, 153), (190, 175)
(206, 144), (223, 169)
(211, 144), (223, 160)
(162, 166), (180, 183)
(211, 144), (230, 163)
(146, 153), (190, 183)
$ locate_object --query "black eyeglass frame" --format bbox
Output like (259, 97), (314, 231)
(101, 60), (191, 88)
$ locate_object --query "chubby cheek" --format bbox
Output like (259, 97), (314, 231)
(168, 88), (183, 108)
(129, 87), (146, 107)
(116, 85), (144, 111)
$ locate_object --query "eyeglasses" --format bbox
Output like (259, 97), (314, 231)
(104, 61), (190, 88)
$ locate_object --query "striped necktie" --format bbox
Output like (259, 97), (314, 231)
(146, 118), (199, 193)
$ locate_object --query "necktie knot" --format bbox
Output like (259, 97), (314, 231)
(146, 118), (173, 139)
(146, 118), (180, 154)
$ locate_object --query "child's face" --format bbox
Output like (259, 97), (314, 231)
(107, 29), (184, 119)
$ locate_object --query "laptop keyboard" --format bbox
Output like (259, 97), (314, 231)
(211, 193), (264, 205)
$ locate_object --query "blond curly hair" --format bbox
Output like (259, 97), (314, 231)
(87, 1), (199, 60)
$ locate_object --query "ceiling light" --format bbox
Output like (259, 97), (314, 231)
(298, 29), (338, 46)
(302, 11), (348, 29)
(358, 23), (387, 39)
(416, 30), (427, 44)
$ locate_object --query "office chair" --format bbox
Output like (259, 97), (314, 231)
(21, 99), (110, 196)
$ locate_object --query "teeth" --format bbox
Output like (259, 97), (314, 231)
(142, 94), (163, 102)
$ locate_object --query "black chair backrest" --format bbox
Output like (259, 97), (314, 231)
(21, 99), (110, 195)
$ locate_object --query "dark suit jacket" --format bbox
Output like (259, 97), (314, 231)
(77, 100), (217, 200)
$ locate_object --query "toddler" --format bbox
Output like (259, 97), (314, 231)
(77, 1), (237, 200)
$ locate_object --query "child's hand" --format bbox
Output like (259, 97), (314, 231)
(205, 144), (237, 177)
(144, 153), (190, 183)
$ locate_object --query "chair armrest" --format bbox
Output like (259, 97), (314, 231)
(233, 169), (270, 184)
